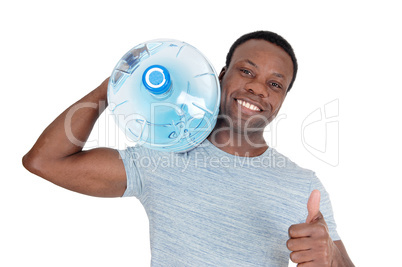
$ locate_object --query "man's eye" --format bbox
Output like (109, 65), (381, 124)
(241, 69), (252, 76)
(271, 82), (282, 89)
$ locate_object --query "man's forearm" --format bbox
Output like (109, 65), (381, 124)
(23, 78), (109, 168)
(333, 241), (355, 267)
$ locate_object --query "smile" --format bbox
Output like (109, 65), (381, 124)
(236, 99), (261, 111)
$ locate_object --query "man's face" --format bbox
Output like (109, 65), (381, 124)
(218, 39), (294, 133)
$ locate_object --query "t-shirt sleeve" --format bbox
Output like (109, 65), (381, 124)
(308, 173), (341, 241)
(118, 146), (144, 198)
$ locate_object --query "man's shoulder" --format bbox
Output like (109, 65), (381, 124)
(268, 147), (316, 179)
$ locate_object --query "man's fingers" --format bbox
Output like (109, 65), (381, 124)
(288, 223), (312, 238)
(288, 219), (326, 238)
(294, 261), (315, 267)
(289, 250), (314, 264)
(306, 189), (321, 223)
(286, 236), (313, 251)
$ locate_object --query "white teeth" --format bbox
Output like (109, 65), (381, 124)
(236, 99), (261, 111)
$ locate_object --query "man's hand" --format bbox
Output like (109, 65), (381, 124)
(287, 190), (339, 266)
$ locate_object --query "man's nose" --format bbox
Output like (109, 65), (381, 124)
(245, 81), (268, 98)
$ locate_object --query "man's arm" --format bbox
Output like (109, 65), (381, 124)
(334, 240), (354, 267)
(22, 78), (127, 198)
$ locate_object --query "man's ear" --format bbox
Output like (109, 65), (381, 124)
(218, 67), (227, 82)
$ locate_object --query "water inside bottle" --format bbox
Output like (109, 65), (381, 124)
(108, 40), (220, 152)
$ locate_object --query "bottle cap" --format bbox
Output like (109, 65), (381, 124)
(142, 65), (171, 95)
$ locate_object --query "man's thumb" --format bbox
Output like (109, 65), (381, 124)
(306, 189), (321, 223)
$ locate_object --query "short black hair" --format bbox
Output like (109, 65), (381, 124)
(225, 30), (298, 92)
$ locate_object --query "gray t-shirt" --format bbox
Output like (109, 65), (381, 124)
(119, 139), (340, 266)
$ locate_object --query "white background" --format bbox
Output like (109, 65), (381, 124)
(1, 0), (401, 266)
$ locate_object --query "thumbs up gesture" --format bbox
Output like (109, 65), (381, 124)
(287, 190), (337, 266)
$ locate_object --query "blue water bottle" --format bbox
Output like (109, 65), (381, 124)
(107, 39), (221, 152)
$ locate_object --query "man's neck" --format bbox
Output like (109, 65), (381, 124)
(207, 127), (268, 157)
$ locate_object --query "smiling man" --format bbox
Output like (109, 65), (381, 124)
(209, 36), (294, 157)
(23, 31), (354, 266)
